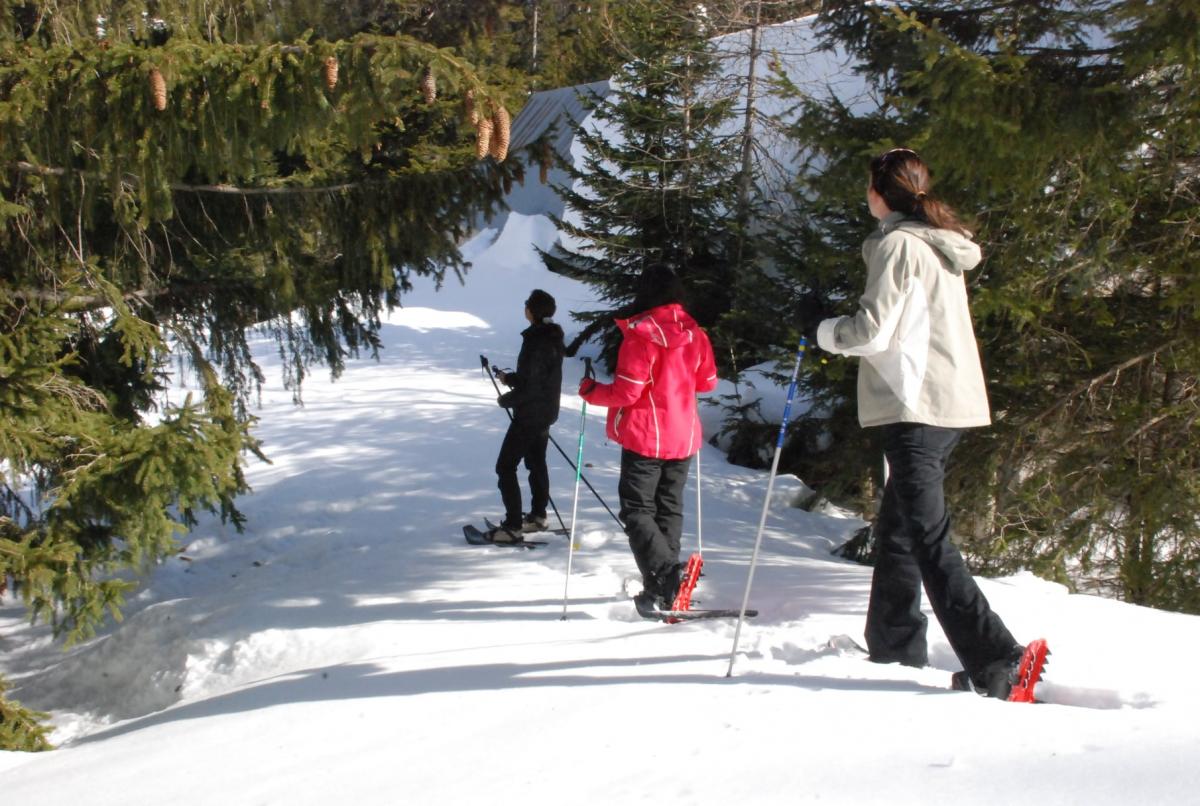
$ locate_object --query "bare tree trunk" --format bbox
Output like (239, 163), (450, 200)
(530, 0), (539, 74)
(736, 0), (763, 229)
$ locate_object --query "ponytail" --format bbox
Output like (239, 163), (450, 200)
(870, 148), (970, 236)
(917, 197), (969, 236)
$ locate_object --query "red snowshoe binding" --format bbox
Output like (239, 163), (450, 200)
(665, 552), (704, 623)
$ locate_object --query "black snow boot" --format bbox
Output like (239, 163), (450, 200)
(634, 589), (664, 619)
(976, 644), (1027, 699)
(657, 562), (683, 610)
(486, 522), (523, 544)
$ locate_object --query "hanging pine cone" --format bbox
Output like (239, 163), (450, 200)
(539, 140), (552, 184)
(149, 67), (167, 111)
(464, 89), (479, 125)
(421, 67), (437, 105)
(489, 106), (510, 162)
(475, 117), (494, 161)
(323, 56), (339, 92)
(503, 174), (512, 195)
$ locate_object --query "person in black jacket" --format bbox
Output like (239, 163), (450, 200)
(490, 289), (566, 542)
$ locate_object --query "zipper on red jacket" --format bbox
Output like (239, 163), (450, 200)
(649, 387), (661, 458)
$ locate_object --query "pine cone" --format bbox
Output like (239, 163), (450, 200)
(421, 67), (437, 105)
(539, 140), (552, 184)
(323, 56), (339, 92)
(149, 67), (167, 111)
(464, 89), (479, 125)
(503, 174), (512, 195)
(489, 106), (510, 162)
(475, 118), (494, 161)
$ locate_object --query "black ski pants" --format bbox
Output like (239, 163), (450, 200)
(495, 418), (551, 529)
(866, 423), (1018, 683)
(618, 448), (691, 583)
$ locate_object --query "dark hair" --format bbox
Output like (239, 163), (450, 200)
(631, 263), (686, 313)
(869, 147), (970, 235)
(525, 288), (556, 322)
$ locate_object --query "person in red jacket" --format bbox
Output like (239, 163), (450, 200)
(578, 265), (718, 614)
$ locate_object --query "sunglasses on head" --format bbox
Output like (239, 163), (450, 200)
(880, 146), (918, 161)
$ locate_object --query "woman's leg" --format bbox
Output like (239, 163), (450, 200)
(883, 423), (1018, 681)
(865, 465), (929, 667)
(494, 421), (530, 529)
(654, 456), (691, 561)
(618, 450), (677, 586)
(523, 427), (551, 519)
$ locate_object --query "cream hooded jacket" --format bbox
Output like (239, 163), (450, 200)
(816, 212), (991, 429)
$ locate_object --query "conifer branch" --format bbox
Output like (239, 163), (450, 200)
(1029, 337), (1188, 426)
(14, 162), (361, 196)
(9, 284), (156, 311)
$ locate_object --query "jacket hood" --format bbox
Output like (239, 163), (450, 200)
(615, 303), (702, 350)
(886, 213), (982, 275)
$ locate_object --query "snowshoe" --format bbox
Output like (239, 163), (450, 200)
(462, 524), (545, 548)
(487, 523), (523, 543)
(669, 552), (703, 613)
(950, 639), (1050, 702)
(1008, 638), (1050, 703)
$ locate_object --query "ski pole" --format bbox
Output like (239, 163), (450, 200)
(561, 357), (593, 620)
(481, 354), (623, 528)
(695, 449), (703, 557)
(479, 355), (567, 532)
(726, 336), (808, 677)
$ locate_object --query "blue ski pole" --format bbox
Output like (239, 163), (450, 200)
(726, 336), (809, 676)
(562, 357), (594, 620)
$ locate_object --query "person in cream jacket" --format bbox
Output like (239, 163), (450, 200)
(817, 148), (1039, 700)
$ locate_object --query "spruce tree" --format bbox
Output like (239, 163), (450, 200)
(0, 0), (518, 748)
(541, 2), (745, 370)
(775, 1), (1200, 612)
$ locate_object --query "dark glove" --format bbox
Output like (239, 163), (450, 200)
(498, 391), (515, 408)
(797, 294), (836, 347)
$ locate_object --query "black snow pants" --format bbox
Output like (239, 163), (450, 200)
(495, 418), (551, 529)
(866, 422), (1019, 684)
(617, 448), (691, 583)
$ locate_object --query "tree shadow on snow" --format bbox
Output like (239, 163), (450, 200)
(73, 653), (942, 746)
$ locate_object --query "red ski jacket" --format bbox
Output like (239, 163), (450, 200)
(579, 303), (718, 460)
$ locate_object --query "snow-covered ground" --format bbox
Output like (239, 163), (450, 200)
(2, 211), (1199, 804)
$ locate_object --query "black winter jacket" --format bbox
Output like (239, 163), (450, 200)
(499, 321), (565, 426)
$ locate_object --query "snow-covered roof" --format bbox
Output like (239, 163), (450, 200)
(508, 80), (612, 163)
(503, 15), (869, 220)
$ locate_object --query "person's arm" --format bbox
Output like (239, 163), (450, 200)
(500, 339), (554, 407)
(817, 233), (912, 357)
(694, 330), (718, 393)
(579, 337), (654, 408)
